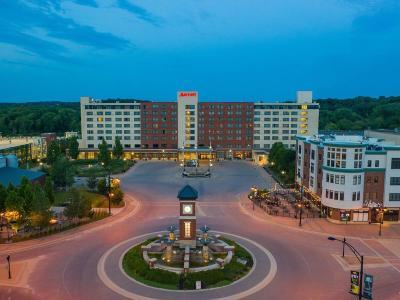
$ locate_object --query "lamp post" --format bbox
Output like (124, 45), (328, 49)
(6, 255), (11, 279)
(378, 207), (387, 236)
(101, 162), (112, 216)
(298, 203), (303, 227)
(298, 185), (304, 227)
(328, 237), (364, 300)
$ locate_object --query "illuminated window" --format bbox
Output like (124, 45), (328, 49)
(97, 117), (104, 122)
(184, 222), (191, 238)
(301, 105), (308, 109)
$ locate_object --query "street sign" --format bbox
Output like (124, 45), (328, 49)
(350, 270), (360, 295)
(363, 274), (374, 299)
(196, 281), (202, 290)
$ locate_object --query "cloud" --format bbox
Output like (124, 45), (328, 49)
(117, 0), (163, 26)
(351, 1), (400, 33)
(0, 0), (130, 63)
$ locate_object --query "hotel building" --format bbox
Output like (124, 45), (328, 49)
(296, 135), (400, 223)
(79, 91), (319, 161)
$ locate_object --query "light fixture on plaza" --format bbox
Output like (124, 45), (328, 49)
(328, 236), (364, 300)
(281, 170), (285, 175)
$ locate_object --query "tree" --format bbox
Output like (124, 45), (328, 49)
(68, 137), (79, 160)
(112, 137), (123, 159)
(29, 184), (51, 228)
(47, 140), (61, 165)
(0, 183), (6, 213)
(87, 170), (98, 190)
(97, 178), (107, 195)
(44, 177), (55, 205)
(18, 177), (34, 219)
(111, 187), (124, 205)
(5, 190), (24, 218)
(64, 189), (92, 219)
(50, 157), (74, 189)
(98, 139), (110, 166)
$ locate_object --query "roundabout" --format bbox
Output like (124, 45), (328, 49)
(2, 161), (400, 300)
(97, 231), (277, 300)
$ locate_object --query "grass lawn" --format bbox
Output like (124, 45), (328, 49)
(54, 188), (122, 208)
(73, 159), (135, 177)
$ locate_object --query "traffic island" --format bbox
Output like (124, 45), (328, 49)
(122, 233), (253, 290)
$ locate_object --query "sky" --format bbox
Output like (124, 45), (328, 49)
(0, 0), (400, 102)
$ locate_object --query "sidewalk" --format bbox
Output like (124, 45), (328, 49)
(239, 196), (400, 239)
(0, 194), (139, 255)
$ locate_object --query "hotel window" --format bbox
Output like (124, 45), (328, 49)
(105, 111), (112, 115)
(391, 158), (400, 169)
(340, 192), (344, 201)
(86, 111), (93, 115)
(358, 175), (362, 184)
(340, 175), (345, 184)
(352, 192), (356, 201)
(390, 177), (400, 185)
(367, 160), (372, 167)
(353, 175), (357, 185)
(334, 191), (338, 200)
(375, 160), (379, 167)
(389, 193), (400, 201)
(335, 175), (339, 184)
(97, 111), (103, 115)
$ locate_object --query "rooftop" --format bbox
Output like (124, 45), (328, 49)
(297, 134), (400, 150)
(177, 185), (198, 200)
(0, 137), (41, 151)
(0, 167), (45, 186)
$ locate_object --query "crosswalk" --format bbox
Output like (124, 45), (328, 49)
(362, 239), (400, 273)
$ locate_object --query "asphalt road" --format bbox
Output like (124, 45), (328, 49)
(1, 161), (399, 300)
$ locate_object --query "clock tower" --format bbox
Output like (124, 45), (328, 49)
(177, 185), (198, 248)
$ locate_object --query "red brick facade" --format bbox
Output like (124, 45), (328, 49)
(141, 102), (178, 149)
(302, 143), (311, 188)
(198, 102), (253, 150)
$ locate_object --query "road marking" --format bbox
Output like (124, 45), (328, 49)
(360, 239), (400, 274)
(196, 203), (206, 217)
(97, 231), (277, 300)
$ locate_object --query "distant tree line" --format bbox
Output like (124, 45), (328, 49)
(0, 96), (400, 136)
(316, 96), (400, 130)
(0, 102), (80, 135)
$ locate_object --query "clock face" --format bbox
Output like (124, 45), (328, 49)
(183, 204), (193, 214)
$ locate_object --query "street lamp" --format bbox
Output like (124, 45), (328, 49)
(298, 185), (304, 227)
(101, 162), (112, 216)
(6, 255), (11, 279)
(328, 236), (364, 300)
(378, 207), (387, 236)
(298, 203), (303, 227)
